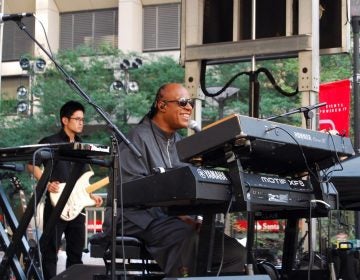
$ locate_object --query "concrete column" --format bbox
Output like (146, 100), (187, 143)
(298, 0), (320, 130)
(35, 0), (60, 55)
(181, 0), (205, 131)
(298, 0), (320, 257)
(118, 0), (142, 53)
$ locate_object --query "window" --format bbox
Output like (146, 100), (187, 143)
(143, 3), (180, 51)
(2, 17), (35, 62)
(60, 9), (118, 50)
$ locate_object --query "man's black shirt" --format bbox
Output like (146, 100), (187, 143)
(33, 129), (87, 183)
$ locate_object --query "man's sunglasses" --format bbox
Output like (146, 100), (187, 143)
(162, 98), (195, 108)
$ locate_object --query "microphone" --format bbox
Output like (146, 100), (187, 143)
(0, 13), (33, 23)
(0, 163), (25, 172)
(188, 120), (201, 133)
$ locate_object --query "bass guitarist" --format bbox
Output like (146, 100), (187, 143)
(27, 100), (103, 280)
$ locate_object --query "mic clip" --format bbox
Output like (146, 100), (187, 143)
(152, 167), (166, 174)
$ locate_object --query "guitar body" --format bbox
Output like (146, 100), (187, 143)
(50, 171), (96, 221)
(31, 201), (44, 233)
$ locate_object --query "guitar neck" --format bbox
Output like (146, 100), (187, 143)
(86, 176), (109, 193)
(10, 176), (36, 241)
(18, 191), (27, 214)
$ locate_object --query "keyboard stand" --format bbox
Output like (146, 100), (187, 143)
(0, 221), (27, 279)
(0, 160), (54, 279)
(0, 160), (87, 279)
(0, 187), (40, 279)
(196, 213), (216, 275)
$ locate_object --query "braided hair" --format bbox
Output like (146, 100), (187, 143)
(141, 84), (167, 122)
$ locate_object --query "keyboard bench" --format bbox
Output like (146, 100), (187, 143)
(89, 233), (162, 277)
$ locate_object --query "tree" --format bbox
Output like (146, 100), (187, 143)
(202, 53), (352, 127)
(0, 47), (186, 147)
(203, 58), (302, 125)
(0, 46), (186, 197)
(0, 45), (353, 204)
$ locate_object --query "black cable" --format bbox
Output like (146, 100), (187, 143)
(216, 197), (233, 276)
(328, 209), (332, 256)
(31, 147), (55, 280)
(307, 206), (313, 280)
(117, 141), (127, 280)
(199, 61), (298, 98)
(269, 126), (320, 182)
(256, 67), (298, 97)
(200, 60), (250, 98)
(33, 15), (54, 58)
(323, 132), (346, 180)
(307, 199), (332, 280)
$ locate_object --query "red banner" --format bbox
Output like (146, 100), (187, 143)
(319, 79), (351, 136)
(233, 220), (284, 233)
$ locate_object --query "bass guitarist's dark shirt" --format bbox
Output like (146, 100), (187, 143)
(32, 128), (88, 183)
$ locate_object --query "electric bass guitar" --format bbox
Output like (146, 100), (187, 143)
(10, 176), (42, 271)
(9, 176), (36, 241)
(50, 171), (109, 221)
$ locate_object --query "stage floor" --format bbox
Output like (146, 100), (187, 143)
(57, 249), (104, 273)
(0, 249), (105, 277)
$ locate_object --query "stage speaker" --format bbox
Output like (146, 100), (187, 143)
(164, 275), (271, 280)
(51, 264), (106, 279)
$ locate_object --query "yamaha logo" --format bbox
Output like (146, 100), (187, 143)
(196, 168), (228, 181)
(294, 132), (312, 141)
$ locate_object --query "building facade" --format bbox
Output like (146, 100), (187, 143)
(0, 0), (180, 103)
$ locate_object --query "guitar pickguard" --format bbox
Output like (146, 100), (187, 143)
(50, 171), (96, 221)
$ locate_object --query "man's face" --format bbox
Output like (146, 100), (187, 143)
(63, 110), (84, 135)
(160, 85), (193, 132)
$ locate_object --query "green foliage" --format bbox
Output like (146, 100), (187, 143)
(0, 47), (187, 149)
(203, 58), (302, 125)
(320, 54), (352, 83)
(0, 45), (354, 198)
(0, 46), (187, 195)
(1, 46), (352, 150)
(0, 99), (17, 115)
(125, 55), (185, 120)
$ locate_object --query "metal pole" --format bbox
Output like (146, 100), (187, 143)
(352, 16), (360, 152)
(249, 0), (259, 118)
(0, 0), (4, 105)
(351, 16), (360, 238)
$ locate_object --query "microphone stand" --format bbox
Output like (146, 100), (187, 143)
(266, 102), (327, 129)
(15, 19), (141, 280)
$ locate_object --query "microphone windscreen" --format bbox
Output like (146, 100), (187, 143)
(188, 120), (201, 132)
